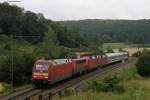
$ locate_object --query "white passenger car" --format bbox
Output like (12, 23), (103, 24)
(106, 52), (128, 64)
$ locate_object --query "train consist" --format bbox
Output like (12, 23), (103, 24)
(32, 52), (129, 87)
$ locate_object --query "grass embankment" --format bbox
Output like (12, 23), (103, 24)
(60, 66), (150, 100)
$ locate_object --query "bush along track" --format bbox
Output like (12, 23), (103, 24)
(60, 65), (150, 100)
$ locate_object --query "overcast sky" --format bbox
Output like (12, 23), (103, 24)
(1, 0), (150, 20)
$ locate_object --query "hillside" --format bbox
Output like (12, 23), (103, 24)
(60, 19), (150, 44)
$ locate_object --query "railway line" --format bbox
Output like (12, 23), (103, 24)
(0, 88), (42, 100)
(0, 57), (136, 100)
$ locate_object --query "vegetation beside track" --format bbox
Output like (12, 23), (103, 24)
(0, 84), (32, 97)
(60, 65), (150, 100)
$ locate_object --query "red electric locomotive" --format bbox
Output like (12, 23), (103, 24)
(32, 59), (73, 86)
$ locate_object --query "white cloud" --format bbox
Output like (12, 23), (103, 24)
(1, 0), (150, 20)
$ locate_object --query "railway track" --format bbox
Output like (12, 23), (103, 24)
(0, 57), (136, 100)
(0, 88), (42, 100)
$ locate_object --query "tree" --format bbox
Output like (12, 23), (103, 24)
(106, 46), (114, 53)
(60, 19), (150, 44)
(136, 49), (150, 77)
(34, 26), (70, 59)
(0, 3), (48, 43)
(0, 50), (34, 85)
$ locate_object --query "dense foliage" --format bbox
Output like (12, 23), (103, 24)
(136, 49), (150, 77)
(60, 67), (150, 100)
(0, 3), (49, 43)
(87, 75), (123, 92)
(0, 33), (70, 85)
(86, 66), (137, 94)
(60, 19), (150, 44)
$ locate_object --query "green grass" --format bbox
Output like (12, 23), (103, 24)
(103, 43), (150, 50)
(0, 84), (32, 97)
(61, 88), (150, 100)
(60, 66), (150, 100)
(103, 43), (128, 50)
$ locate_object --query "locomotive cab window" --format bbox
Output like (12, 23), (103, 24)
(35, 65), (48, 70)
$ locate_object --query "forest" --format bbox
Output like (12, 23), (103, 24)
(60, 19), (150, 44)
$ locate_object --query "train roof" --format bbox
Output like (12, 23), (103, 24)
(73, 57), (87, 61)
(106, 52), (127, 57)
(35, 59), (70, 65)
(53, 59), (69, 64)
(36, 59), (47, 63)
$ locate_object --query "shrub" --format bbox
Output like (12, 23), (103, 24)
(63, 88), (76, 96)
(136, 50), (150, 77)
(87, 75), (125, 93)
(0, 51), (35, 86)
(117, 66), (137, 81)
(0, 83), (5, 93)
(132, 51), (141, 57)
(113, 84), (126, 94)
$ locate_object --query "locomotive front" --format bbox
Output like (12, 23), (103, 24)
(32, 60), (49, 87)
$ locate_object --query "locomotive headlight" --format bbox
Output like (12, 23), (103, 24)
(42, 73), (48, 76)
(33, 72), (40, 75)
(33, 76), (37, 78)
(33, 72), (48, 76)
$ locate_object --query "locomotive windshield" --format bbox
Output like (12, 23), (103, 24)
(35, 65), (48, 70)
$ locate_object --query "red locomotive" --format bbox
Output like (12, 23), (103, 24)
(32, 59), (73, 86)
(32, 52), (128, 87)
